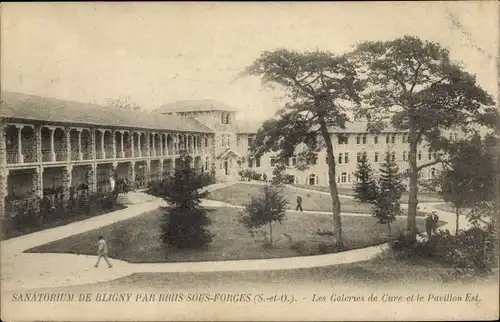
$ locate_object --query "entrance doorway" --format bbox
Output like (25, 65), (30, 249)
(224, 161), (229, 175)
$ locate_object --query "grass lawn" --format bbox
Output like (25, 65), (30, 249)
(293, 184), (443, 203)
(2, 204), (127, 240)
(27, 206), (432, 263)
(208, 183), (373, 214)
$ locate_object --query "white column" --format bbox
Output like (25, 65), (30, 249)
(100, 130), (105, 158)
(78, 129), (83, 160)
(16, 125), (24, 163)
(130, 131), (135, 158)
(138, 133), (142, 157)
(112, 130), (117, 159)
(50, 128), (56, 161)
(120, 131), (125, 158)
(152, 133), (157, 156)
(160, 134), (164, 156)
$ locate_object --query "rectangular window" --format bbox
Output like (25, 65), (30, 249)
(248, 158), (253, 168)
(344, 153), (349, 164)
(247, 137), (253, 147)
(291, 157), (297, 166)
(392, 135), (396, 144)
(338, 153), (343, 164)
(418, 151), (422, 161)
(357, 152), (361, 162)
(403, 151), (407, 161)
(362, 135), (367, 144)
(270, 158), (276, 167)
(391, 152), (396, 162)
(428, 150), (432, 160)
(338, 135), (348, 145)
(362, 152), (367, 161)
(386, 135), (390, 144)
(374, 152), (379, 163)
(255, 158), (261, 168)
(374, 136), (378, 144)
(356, 136), (361, 144)
(204, 137), (209, 148)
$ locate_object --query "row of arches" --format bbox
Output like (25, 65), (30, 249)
(4, 123), (210, 164)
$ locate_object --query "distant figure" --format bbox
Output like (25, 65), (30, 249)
(109, 174), (116, 192)
(94, 236), (112, 268)
(425, 211), (440, 237)
(432, 211), (439, 234)
(296, 195), (303, 212)
(262, 173), (267, 183)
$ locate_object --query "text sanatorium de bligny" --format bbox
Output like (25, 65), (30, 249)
(11, 292), (480, 304)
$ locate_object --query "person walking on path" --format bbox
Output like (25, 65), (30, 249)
(94, 236), (113, 268)
(296, 195), (303, 212)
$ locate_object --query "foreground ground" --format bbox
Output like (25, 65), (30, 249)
(208, 182), (373, 213)
(27, 206), (431, 263)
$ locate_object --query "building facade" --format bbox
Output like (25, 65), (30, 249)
(0, 92), (214, 218)
(1, 91), (449, 217)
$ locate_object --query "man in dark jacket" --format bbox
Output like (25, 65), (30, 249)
(296, 195), (303, 212)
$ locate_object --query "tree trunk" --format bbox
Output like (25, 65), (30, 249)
(407, 127), (419, 241)
(387, 222), (392, 237)
(319, 118), (343, 247)
(269, 221), (273, 246)
(455, 207), (460, 235)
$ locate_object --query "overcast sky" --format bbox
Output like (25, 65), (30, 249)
(2, 2), (498, 123)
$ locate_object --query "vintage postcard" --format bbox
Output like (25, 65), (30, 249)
(1, 1), (499, 321)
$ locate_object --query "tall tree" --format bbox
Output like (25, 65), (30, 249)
(372, 153), (405, 235)
(436, 134), (497, 233)
(159, 152), (212, 249)
(240, 49), (363, 247)
(351, 36), (497, 241)
(353, 156), (379, 203)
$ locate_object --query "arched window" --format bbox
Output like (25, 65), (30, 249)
(431, 167), (436, 178)
(341, 172), (347, 183)
(308, 174), (318, 186)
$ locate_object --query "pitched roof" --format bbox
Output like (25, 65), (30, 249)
(0, 91), (213, 133)
(216, 148), (241, 159)
(157, 99), (238, 113)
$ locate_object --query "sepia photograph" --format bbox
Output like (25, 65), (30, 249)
(1, 1), (499, 321)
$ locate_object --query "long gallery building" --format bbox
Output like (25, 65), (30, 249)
(0, 91), (446, 217)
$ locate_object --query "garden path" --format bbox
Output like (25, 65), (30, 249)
(1, 181), (464, 291)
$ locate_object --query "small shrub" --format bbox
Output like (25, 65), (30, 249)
(318, 242), (328, 254)
(316, 228), (336, 237)
(390, 226), (498, 277)
(241, 184), (289, 246)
